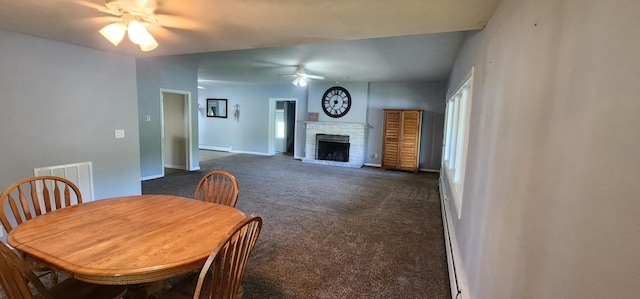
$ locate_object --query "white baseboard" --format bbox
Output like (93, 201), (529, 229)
(164, 164), (186, 170)
(231, 150), (270, 156)
(199, 145), (232, 152)
(141, 174), (163, 181)
(439, 182), (468, 299)
(363, 163), (440, 173)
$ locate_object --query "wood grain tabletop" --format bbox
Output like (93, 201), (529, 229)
(7, 194), (246, 285)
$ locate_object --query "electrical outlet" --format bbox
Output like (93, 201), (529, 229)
(115, 129), (125, 139)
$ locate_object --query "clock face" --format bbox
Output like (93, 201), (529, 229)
(322, 86), (351, 118)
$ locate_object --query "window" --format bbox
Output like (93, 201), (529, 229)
(443, 67), (474, 218)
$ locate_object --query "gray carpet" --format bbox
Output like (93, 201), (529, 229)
(142, 154), (451, 299)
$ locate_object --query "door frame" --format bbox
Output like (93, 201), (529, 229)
(268, 98), (298, 156)
(160, 89), (193, 176)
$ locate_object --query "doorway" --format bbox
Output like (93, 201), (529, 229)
(268, 98), (298, 157)
(161, 90), (192, 176)
(275, 101), (296, 155)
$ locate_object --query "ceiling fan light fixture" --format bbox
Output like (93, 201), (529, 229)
(292, 76), (307, 87)
(98, 2), (160, 52)
(138, 36), (158, 51)
(127, 20), (158, 51)
(99, 22), (127, 46)
(128, 20), (150, 44)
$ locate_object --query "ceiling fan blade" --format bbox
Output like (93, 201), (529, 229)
(76, 0), (119, 14)
(278, 74), (297, 77)
(305, 74), (325, 80)
(155, 14), (203, 30)
(99, 7), (122, 16)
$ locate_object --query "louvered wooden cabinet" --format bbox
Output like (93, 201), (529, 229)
(382, 109), (423, 172)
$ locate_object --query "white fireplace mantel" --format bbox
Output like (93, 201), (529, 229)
(303, 121), (368, 168)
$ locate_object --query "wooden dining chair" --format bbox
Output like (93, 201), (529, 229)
(159, 216), (263, 299)
(195, 170), (239, 207)
(0, 175), (83, 285)
(0, 241), (127, 299)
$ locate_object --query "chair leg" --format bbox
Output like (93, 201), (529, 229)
(50, 270), (58, 285)
(236, 284), (243, 299)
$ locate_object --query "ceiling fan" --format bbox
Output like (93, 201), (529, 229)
(279, 65), (325, 86)
(95, 0), (161, 51)
(91, 0), (200, 52)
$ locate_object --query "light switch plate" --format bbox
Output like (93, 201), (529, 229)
(145, 115), (151, 121)
(115, 129), (125, 139)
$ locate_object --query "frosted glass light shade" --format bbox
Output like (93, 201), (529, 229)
(127, 20), (158, 51)
(99, 23), (127, 46)
(292, 77), (307, 86)
(139, 37), (158, 51)
(128, 21), (151, 44)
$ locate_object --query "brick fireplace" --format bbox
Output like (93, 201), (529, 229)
(303, 122), (368, 168)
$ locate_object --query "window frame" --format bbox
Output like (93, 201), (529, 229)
(442, 67), (474, 218)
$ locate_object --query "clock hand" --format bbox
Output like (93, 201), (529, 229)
(332, 97), (340, 109)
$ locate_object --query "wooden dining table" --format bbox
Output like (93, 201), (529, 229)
(7, 194), (247, 298)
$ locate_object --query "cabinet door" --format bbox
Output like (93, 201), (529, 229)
(398, 110), (422, 172)
(382, 110), (401, 169)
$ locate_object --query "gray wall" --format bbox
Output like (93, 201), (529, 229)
(198, 84), (308, 157)
(136, 58), (199, 179)
(445, 0), (640, 298)
(200, 81), (446, 170)
(308, 82), (369, 123)
(367, 81), (446, 169)
(0, 29), (141, 199)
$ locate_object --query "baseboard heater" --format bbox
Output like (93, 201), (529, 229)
(34, 161), (95, 202)
(439, 177), (467, 299)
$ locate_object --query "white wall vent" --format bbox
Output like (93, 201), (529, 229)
(33, 161), (95, 201)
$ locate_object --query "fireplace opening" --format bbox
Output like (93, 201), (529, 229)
(316, 134), (350, 162)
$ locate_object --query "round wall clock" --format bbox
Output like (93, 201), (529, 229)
(322, 86), (351, 118)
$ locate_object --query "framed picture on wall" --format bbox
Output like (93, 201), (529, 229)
(206, 98), (228, 118)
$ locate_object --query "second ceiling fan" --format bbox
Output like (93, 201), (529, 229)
(280, 65), (324, 86)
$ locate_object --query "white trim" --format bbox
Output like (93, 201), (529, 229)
(443, 165), (463, 218)
(141, 174), (163, 181)
(268, 99), (276, 155)
(164, 164), (186, 170)
(186, 92), (194, 170)
(440, 181), (469, 299)
(442, 67), (474, 219)
(199, 145), (232, 152)
(268, 98), (298, 156)
(231, 150), (270, 156)
(160, 89), (194, 176)
(159, 93), (165, 178)
(362, 163), (440, 172)
(447, 67), (475, 99)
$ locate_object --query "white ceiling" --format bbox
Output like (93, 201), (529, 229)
(0, 0), (501, 85)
